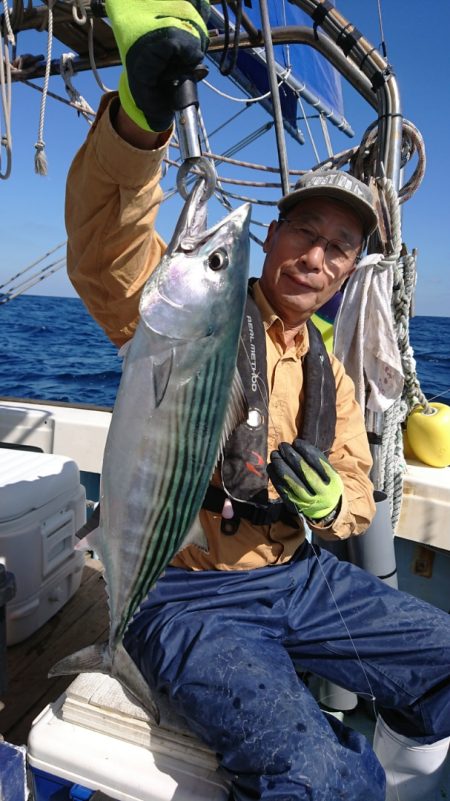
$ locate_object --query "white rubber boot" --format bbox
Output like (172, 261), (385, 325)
(373, 715), (450, 801)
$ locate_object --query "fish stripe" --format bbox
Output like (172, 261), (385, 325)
(140, 351), (223, 579)
(118, 348), (228, 637)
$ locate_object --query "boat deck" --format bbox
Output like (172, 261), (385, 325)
(0, 554), (108, 746)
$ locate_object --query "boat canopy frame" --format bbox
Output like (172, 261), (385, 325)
(6, 0), (402, 187)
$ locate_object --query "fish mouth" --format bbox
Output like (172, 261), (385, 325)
(179, 202), (251, 252)
(156, 286), (184, 309)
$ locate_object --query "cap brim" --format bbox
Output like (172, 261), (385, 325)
(278, 185), (378, 237)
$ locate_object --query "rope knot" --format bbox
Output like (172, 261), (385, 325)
(34, 140), (48, 176)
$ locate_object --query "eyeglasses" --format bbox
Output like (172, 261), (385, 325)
(278, 217), (361, 270)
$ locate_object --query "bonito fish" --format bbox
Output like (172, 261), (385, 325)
(50, 183), (251, 721)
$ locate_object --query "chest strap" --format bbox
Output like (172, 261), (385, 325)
(203, 485), (299, 534)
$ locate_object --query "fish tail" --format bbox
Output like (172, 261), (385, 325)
(111, 642), (160, 724)
(49, 642), (160, 725)
(49, 642), (111, 677)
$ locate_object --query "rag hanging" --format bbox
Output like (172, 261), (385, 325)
(333, 254), (404, 413)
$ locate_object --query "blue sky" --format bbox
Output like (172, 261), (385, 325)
(1, 0), (449, 315)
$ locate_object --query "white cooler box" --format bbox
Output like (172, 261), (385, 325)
(27, 673), (230, 801)
(0, 449), (86, 645)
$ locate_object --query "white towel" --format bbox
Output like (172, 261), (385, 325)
(333, 255), (404, 413)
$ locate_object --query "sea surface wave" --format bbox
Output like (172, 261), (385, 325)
(1, 295), (449, 408)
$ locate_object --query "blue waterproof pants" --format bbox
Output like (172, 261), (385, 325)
(124, 542), (450, 801)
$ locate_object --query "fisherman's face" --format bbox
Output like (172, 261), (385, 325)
(260, 197), (364, 326)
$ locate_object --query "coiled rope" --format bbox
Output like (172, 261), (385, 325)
(0, 0), (14, 179)
(373, 177), (407, 526)
(381, 246), (429, 527)
(364, 175), (428, 527)
(314, 118), (428, 527)
(312, 119), (426, 206)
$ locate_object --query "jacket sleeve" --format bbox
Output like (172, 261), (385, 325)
(308, 354), (376, 540)
(65, 93), (169, 347)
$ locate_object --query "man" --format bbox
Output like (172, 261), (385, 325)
(66, 2), (450, 799)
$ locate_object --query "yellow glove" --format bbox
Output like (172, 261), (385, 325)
(105, 0), (210, 132)
(267, 439), (343, 524)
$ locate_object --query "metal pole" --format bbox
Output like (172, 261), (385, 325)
(257, 0), (291, 196)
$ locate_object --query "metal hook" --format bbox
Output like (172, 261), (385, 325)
(176, 156), (216, 203)
(72, 0), (87, 25)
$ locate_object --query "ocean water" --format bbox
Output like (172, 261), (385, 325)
(1, 295), (449, 408)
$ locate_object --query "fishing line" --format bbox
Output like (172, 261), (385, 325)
(306, 534), (378, 711)
(204, 67), (292, 104)
(237, 330), (381, 710)
(424, 386), (450, 404)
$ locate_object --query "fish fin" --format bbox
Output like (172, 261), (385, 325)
(219, 368), (248, 453)
(49, 643), (111, 677)
(49, 643), (160, 724)
(177, 514), (209, 553)
(153, 349), (174, 407)
(75, 503), (100, 545)
(111, 642), (160, 724)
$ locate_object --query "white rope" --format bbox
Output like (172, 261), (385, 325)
(69, 0), (112, 94)
(392, 250), (428, 412)
(60, 52), (95, 122)
(0, 27), (13, 179)
(385, 246), (429, 528)
(34, 0), (56, 175)
(0, 0), (15, 179)
(353, 121), (426, 204)
(297, 92), (320, 163)
(370, 177), (405, 524)
(0, 9), (14, 180)
(380, 397), (407, 527)
(87, 17), (112, 93)
(377, 176), (402, 259)
(196, 105), (265, 245)
(203, 67), (292, 104)
(373, 176), (429, 527)
(1, 0), (16, 45)
(319, 113), (334, 159)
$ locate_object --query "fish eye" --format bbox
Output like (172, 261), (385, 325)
(208, 248), (229, 272)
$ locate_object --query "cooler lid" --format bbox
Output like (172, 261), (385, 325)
(62, 673), (219, 771)
(0, 449), (80, 522)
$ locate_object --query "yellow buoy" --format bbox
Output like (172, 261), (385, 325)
(406, 402), (450, 468)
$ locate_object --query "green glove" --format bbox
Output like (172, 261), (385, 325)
(267, 439), (343, 523)
(105, 0), (210, 132)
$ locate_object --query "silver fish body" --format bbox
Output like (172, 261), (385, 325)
(50, 189), (251, 720)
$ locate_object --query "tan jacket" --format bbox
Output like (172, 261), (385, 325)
(66, 94), (376, 571)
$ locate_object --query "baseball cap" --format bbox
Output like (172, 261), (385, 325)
(278, 169), (378, 237)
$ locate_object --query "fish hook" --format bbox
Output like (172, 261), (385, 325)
(176, 155), (216, 203)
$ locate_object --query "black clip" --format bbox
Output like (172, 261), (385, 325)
(221, 516), (241, 536)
